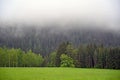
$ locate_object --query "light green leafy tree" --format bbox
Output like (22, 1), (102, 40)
(60, 54), (75, 67)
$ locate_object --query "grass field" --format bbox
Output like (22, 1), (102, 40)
(0, 68), (120, 80)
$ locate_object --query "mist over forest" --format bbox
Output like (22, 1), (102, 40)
(0, 0), (120, 55)
(0, 0), (120, 68)
(0, 25), (120, 55)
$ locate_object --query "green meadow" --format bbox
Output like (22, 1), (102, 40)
(0, 68), (120, 80)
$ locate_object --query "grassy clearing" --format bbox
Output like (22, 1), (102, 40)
(0, 67), (120, 80)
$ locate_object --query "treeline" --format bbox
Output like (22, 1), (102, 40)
(0, 47), (43, 67)
(0, 26), (120, 56)
(45, 42), (120, 69)
(0, 42), (120, 69)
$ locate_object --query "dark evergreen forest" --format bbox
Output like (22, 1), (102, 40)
(0, 26), (120, 69)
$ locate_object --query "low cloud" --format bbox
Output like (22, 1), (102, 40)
(0, 0), (120, 31)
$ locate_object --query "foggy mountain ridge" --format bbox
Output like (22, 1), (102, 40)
(0, 26), (120, 56)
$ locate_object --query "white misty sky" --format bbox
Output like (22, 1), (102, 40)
(0, 0), (120, 30)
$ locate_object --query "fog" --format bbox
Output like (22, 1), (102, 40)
(0, 0), (120, 31)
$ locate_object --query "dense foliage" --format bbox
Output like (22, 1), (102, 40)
(0, 26), (120, 56)
(60, 54), (75, 67)
(54, 42), (120, 69)
(0, 42), (120, 69)
(0, 26), (120, 69)
(0, 47), (43, 67)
